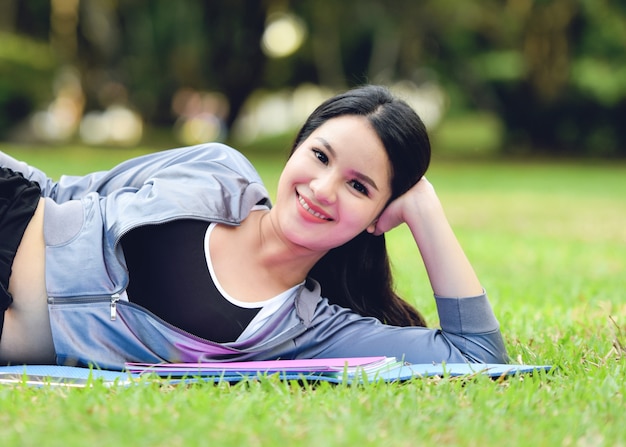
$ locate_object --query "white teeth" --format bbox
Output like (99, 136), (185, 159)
(298, 195), (330, 220)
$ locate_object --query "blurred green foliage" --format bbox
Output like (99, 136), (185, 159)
(0, 32), (56, 136)
(1, 0), (625, 156)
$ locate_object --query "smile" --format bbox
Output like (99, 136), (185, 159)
(298, 194), (333, 221)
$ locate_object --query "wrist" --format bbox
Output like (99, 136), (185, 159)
(404, 187), (445, 229)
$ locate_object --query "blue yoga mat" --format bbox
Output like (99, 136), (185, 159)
(0, 363), (552, 387)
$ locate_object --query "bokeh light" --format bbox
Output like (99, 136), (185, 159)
(79, 105), (143, 146)
(172, 88), (229, 145)
(261, 12), (306, 58)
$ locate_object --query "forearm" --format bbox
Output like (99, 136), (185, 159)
(298, 295), (508, 364)
(404, 183), (483, 298)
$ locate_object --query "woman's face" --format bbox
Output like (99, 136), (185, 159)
(272, 115), (392, 253)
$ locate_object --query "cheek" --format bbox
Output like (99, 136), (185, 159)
(340, 201), (383, 230)
(276, 171), (288, 195)
(279, 157), (306, 184)
(276, 163), (298, 195)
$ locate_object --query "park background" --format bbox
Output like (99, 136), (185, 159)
(1, 0), (626, 157)
(0, 1), (625, 447)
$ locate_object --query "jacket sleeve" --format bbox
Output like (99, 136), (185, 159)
(294, 292), (508, 364)
(1, 144), (261, 203)
(1, 149), (59, 195)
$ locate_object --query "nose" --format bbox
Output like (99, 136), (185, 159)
(310, 173), (337, 205)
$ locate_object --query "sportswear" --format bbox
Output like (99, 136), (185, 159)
(1, 145), (507, 370)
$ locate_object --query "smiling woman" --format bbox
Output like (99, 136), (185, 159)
(0, 85), (507, 369)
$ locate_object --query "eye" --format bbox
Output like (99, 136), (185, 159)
(348, 180), (369, 196)
(312, 148), (329, 165)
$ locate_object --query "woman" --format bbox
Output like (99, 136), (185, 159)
(0, 85), (507, 370)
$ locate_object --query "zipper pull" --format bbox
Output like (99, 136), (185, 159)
(110, 293), (120, 321)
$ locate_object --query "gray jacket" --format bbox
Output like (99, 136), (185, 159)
(1, 144), (507, 370)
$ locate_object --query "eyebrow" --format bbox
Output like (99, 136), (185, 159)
(315, 137), (380, 192)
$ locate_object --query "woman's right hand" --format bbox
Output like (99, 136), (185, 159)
(372, 176), (436, 236)
(374, 176), (484, 298)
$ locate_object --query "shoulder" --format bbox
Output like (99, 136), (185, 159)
(174, 143), (263, 182)
(176, 142), (246, 160)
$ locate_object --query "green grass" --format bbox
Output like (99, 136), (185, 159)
(1, 144), (625, 447)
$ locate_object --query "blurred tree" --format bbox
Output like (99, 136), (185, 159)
(1, 0), (625, 155)
(0, 1), (55, 138)
(77, 0), (266, 130)
(200, 1), (267, 129)
(0, 0), (18, 32)
(381, 0), (626, 156)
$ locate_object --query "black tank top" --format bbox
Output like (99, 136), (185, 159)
(121, 220), (260, 343)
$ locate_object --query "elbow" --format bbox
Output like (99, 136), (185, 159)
(464, 331), (509, 364)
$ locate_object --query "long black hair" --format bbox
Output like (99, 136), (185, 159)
(291, 85), (431, 327)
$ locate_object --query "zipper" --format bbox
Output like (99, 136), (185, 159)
(46, 290), (308, 354)
(47, 293), (240, 344)
(110, 293), (120, 320)
(48, 293), (123, 322)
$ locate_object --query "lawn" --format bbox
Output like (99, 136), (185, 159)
(1, 144), (625, 447)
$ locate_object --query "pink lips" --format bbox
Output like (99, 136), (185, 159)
(297, 193), (333, 221)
